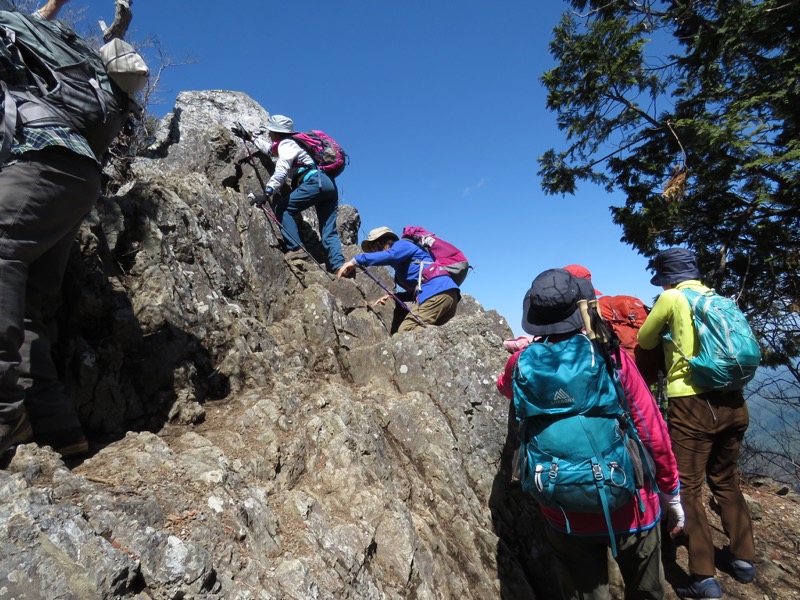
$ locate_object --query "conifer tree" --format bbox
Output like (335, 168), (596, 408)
(540, 0), (799, 367)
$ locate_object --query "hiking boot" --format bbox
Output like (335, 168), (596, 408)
(285, 248), (310, 261)
(676, 577), (722, 599)
(729, 559), (756, 583)
(35, 426), (89, 458)
(0, 413), (33, 455)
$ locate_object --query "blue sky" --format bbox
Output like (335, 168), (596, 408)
(74, 0), (662, 336)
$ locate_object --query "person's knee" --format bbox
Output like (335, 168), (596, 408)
(398, 316), (425, 333)
(285, 203), (304, 217)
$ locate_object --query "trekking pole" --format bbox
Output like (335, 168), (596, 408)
(236, 127), (333, 281)
(358, 265), (427, 327)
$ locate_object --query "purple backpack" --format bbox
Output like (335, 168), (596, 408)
(402, 226), (471, 286)
(291, 130), (348, 178)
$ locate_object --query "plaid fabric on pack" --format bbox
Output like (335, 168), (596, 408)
(10, 126), (96, 162)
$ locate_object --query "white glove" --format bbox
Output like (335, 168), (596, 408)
(659, 491), (685, 537)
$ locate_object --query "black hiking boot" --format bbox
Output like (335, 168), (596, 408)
(0, 413), (33, 455)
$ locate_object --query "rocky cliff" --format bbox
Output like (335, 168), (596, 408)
(1, 91), (797, 600)
(0, 91), (552, 599)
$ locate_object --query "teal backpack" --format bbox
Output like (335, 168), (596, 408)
(512, 334), (655, 556)
(670, 288), (761, 391)
(0, 10), (131, 162)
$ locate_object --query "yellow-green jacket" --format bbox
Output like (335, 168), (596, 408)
(637, 280), (710, 398)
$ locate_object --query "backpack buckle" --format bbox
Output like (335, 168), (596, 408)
(548, 463), (558, 480)
(592, 463), (604, 481)
(617, 413), (630, 430)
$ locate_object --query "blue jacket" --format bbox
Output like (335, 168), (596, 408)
(354, 239), (459, 304)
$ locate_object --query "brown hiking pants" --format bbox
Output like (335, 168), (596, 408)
(397, 289), (459, 333)
(667, 391), (756, 577)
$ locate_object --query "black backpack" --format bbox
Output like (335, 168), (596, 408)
(0, 10), (131, 162)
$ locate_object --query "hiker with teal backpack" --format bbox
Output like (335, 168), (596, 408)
(500, 268), (683, 600)
(0, 0), (147, 458)
(638, 248), (759, 599)
(232, 115), (346, 273)
(337, 226), (461, 333)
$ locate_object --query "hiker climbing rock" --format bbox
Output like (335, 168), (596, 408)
(234, 114), (346, 273)
(0, 0), (145, 458)
(337, 226), (461, 333)
(638, 248), (758, 598)
(500, 268), (683, 599)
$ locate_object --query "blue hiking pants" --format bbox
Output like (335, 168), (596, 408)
(274, 170), (345, 270)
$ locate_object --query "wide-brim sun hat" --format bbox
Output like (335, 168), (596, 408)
(649, 247), (702, 286)
(361, 226), (399, 253)
(265, 114), (295, 134)
(521, 268), (584, 336)
(575, 277), (597, 302)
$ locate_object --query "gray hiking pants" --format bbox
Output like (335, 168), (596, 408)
(546, 524), (664, 600)
(0, 148), (100, 433)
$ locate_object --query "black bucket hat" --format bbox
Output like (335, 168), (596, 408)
(521, 269), (584, 336)
(575, 277), (597, 302)
(649, 247), (702, 286)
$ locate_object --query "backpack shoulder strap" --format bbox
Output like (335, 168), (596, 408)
(0, 81), (17, 163)
(660, 287), (703, 360)
(610, 363), (659, 494)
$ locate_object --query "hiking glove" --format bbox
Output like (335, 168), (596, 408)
(659, 491), (685, 537)
(231, 122), (252, 142)
(248, 193), (267, 208)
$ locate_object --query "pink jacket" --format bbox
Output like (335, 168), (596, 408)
(497, 346), (680, 535)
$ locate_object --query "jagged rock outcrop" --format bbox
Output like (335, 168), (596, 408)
(3, 91), (798, 600)
(0, 91), (553, 599)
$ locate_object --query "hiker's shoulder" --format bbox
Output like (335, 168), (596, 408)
(276, 137), (302, 153)
(652, 287), (687, 305)
(394, 238), (420, 252)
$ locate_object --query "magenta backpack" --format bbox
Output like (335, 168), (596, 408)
(401, 226), (471, 286)
(291, 130), (348, 178)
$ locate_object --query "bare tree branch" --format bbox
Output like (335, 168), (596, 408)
(101, 0), (132, 41)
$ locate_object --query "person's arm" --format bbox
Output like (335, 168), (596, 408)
(356, 241), (417, 269)
(264, 139), (302, 191)
(637, 292), (673, 349)
(338, 241), (418, 282)
(616, 350), (684, 536)
(617, 350), (678, 492)
(36, 0), (69, 20)
(496, 350), (523, 400)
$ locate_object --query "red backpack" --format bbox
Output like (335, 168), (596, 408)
(597, 295), (663, 386)
(401, 226), (471, 286)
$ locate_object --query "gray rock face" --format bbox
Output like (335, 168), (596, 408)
(0, 91), (556, 599)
